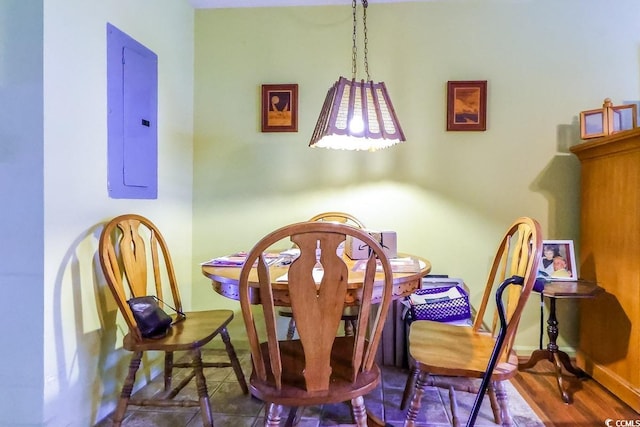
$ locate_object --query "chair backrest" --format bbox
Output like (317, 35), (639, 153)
(239, 222), (393, 393)
(471, 217), (542, 360)
(99, 214), (183, 341)
(308, 211), (366, 229)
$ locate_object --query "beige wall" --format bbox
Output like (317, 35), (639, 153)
(191, 0), (640, 355)
(41, 0), (194, 425)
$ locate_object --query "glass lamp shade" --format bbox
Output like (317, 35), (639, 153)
(309, 77), (405, 151)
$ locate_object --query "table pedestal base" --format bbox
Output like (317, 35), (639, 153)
(518, 295), (590, 404)
(518, 348), (587, 403)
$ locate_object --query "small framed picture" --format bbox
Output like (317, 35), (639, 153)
(446, 80), (487, 131)
(261, 84), (298, 132)
(538, 240), (578, 281)
(579, 100), (638, 139)
(579, 109), (606, 139)
(609, 104), (637, 133)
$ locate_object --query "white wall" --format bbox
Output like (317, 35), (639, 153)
(41, 1), (194, 425)
(191, 0), (640, 354)
(0, 1), (45, 424)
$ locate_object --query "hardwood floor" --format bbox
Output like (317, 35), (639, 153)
(513, 357), (638, 426)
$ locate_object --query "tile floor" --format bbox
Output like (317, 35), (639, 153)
(95, 349), (542, 427)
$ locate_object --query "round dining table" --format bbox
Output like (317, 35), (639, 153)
(201, 253), (432, 306)
(201, 252), (430, 427)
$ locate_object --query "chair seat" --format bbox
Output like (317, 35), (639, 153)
(123, 309), (235, 351)
(409, 320), (519, 381)
(249, 336), (381, 407)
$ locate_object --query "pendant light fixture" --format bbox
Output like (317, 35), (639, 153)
(309, 0), (405, 151)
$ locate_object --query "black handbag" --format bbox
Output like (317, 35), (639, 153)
(127, 296), (184, 339)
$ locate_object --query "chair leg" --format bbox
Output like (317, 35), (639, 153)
(344, 319), (354, 336)
(351, 395), (368, 427)
(404, 370), (429, 427)
(284, 406), (301, 427)
(219, 327), (249, 394)
(112, 351), (143, 427)
(163, 351), (174, 392)
(401, 366), (419, 410)
(286, 317), (296, 340)
(487, 382), (502, 425)
(265, 403), (283, 427)
(192, 348), (214, 427)
(448, 386), (460, 427)
(493, 381), (513, 427)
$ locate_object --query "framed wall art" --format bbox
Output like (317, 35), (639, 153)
(538, 240), (578, 281)
(261, 83), (298, 132)
(446, 80), (487, 131)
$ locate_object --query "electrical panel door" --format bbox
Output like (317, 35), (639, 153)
(107, 23), (158, 199)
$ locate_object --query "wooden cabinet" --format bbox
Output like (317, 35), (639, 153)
(570, 128), (640, 413)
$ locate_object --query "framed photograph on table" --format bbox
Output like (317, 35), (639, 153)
(261, 83), (298, 132)
(538, 240), (578, 281)
(446, 80), (487, 131)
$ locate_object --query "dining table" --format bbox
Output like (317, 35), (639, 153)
(202, 251), (431, 364)
(201, 252), (432, 306)
(201, 251), (431, 427)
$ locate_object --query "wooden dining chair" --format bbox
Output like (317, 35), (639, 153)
(99, 214), (248, 427)
(307, 211), (367, 228)
(239, 221), (394, 426)
(278, 211), (366, 339)
(402, 217), (542, 427)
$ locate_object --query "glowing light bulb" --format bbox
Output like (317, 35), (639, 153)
(349, 116), (364, 133)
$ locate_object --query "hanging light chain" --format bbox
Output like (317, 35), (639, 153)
(351, 0), (358, 79)
(362, 0), (370, 82)
(350, 0), (370, 81)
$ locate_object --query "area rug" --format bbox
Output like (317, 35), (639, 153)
(361, 369), (545, 427)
